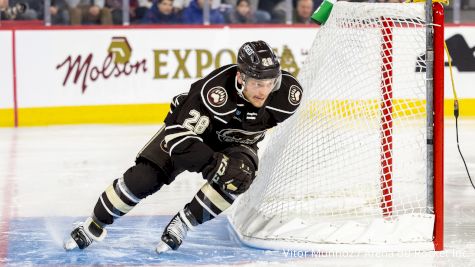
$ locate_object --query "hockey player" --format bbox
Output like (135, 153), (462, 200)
(63, 40), (303, 253)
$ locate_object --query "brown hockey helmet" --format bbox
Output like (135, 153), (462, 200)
(237, 40), (281, 80)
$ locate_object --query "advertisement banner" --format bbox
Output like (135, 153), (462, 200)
(1, 26), (474, 126)
(15, 28), (314, 108)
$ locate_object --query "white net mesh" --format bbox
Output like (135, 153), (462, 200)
(230, 2), (436, 252)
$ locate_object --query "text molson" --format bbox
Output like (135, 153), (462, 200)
(56, 49), (238, 93)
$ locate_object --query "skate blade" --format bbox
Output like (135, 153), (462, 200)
(155, 241), (172, 254)
(63, 237), (79, 251)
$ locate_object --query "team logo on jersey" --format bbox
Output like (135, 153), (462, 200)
(217, 129), (266, 145)
(288, 85), (302, 106)
(207, 87), (228, 108)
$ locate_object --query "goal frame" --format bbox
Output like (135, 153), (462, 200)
(229, 1), (445, 252)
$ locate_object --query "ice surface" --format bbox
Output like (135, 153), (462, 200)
(0, 121), (474, 266)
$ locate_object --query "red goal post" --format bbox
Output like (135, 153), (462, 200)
(432, 2), (444, 252)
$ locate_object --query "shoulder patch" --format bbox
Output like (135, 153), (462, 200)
(207, 86), (228, 108)
(288, 85), (303, 106)
(199, 65), (237, 117)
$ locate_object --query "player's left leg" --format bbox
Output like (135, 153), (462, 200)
(156, 180), (237, 253)
(157, 144), (258, 253)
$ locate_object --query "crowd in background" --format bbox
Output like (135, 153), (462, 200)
(0, 0), (319, 25)
(0, 0), (473, 25)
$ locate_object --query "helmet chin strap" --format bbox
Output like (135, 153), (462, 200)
(235, 74), (250, 103)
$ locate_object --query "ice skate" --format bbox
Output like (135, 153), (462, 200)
(156, 209), (197, 254)
(64, 217), (107, 250)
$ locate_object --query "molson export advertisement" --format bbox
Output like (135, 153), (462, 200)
(1, 27), (311, 126)
(0, 26), (474, 126)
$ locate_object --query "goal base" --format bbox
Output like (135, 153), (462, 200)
(229, 211), (435, 253)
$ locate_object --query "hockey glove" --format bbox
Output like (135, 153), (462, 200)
(202, 152), (253, 194)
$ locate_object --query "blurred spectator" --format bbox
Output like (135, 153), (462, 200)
(293, 0), (313, 24)
(105, 0), (149, 24)
(106, 0), (122, 24)
(259, 0), (286, 23)
(134, 0), (152, 23)
(141, 0), (181, 24)
(182, 0), (224, 24)
(173, 0), (221, 12)
(225, 0), (253, 23)
(225, 0), (270, 23)
(50, 0), (71, 24)
(272, 0), (321, 24)
(257, 0), (275, 13)
(69, 0), (113, 25)
(224, 0), (257, 12)
(0, 0), (6, 20)
(172, 0), (189, 12)
(106, 0), (152, 24)
(1, 0), (11, 19)
(6, 0), (44, 20)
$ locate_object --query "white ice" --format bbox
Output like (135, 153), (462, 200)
(0, 119), (474, 266)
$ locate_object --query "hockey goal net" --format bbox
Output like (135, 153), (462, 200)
(229, 1), (444, 252)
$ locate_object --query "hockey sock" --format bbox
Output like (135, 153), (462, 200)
(186, 181), (236, 224)
(92, 177), (141, 225)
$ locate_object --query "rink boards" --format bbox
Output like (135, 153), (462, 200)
(0, 25), (475, 126)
